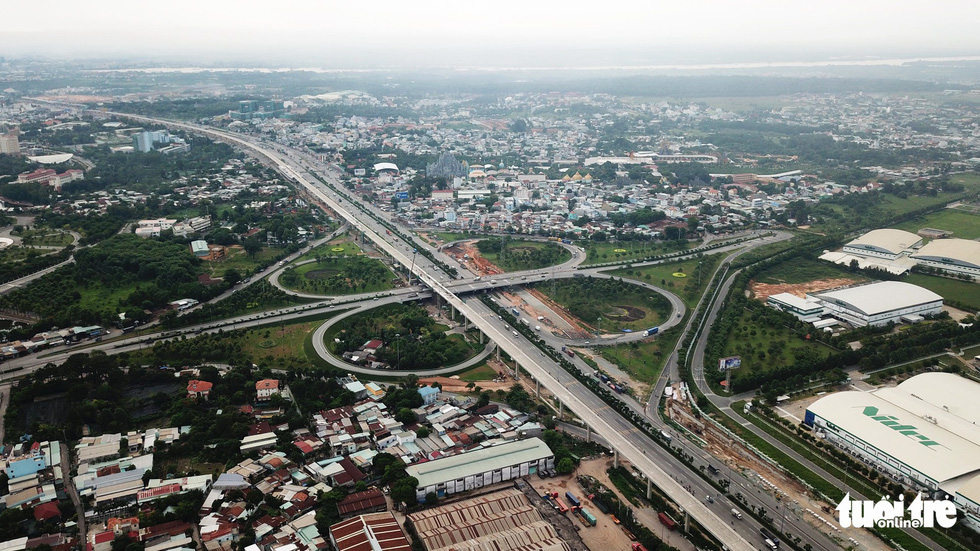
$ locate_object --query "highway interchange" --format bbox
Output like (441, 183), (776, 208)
(0, 110), (945, 551)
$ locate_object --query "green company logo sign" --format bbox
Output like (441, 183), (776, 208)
(863, 406), (941, 448)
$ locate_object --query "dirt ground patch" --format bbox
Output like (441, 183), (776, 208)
(418, 375), (515, 393)
(749, 278), (859, 300)
(524, 288), (593, 339)
(605, 305), (646, 322)
(445, 240), (503, 276)
(667, 385), (889, 551)
(530, 459), (677, 551)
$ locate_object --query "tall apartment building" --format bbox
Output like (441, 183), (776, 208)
(0, 130), (20, 155)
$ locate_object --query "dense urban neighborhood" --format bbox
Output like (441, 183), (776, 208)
(2, 41), (980, 551)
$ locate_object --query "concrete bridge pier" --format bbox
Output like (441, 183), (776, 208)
(683, 510), (689, 533)
(647, 478), (652, 499)
(613, 449), (619, 469)
(496, 347), (501, 361)
(535, 377), (540, 398)
(586, 425), (591, 443)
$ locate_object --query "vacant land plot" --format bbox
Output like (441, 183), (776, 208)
(281, 256), (395, 295)
(750, 258), (864, 300)
(298, 239), (363, 261)
(755, 257), (863, 285)
(535, 278), (672, 333)
(722, 309), (836, 384)
(610, 253), (722, 309)
(893, 209), (980, 240)
(476, 239), (571, 272)
(209, 246), (279, 277)
(599, 336), (677, 384)
(241, 320), (323, 367)
(16, 229), (75, 247)
(581, 240), (694, 266)
(429, 231), (472, 244)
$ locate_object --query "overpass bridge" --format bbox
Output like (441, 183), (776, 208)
(100, 111), (757, 551)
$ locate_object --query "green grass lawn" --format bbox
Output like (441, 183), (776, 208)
(610, 253), (723, 309)
(0, 247), (51, 264)
(878, 191), (952, 214)
(241, 320), (323, 368)
(207, 246), (280, 278)
(298, 239), (363, 262)
(905, 272), (980, 310)
(280, 256), (395, 295)
(963, 344), (980, 358)
(755, 258), (867, 285)
(78, 282), (141, 313)
(479, 239), (571, 272)
(722, 309), (836, 387)
(458, 364), (500, 382)
(582, 240), (695, 266)
(535, 278), (673, 333)
(600, 333), (680, 383)
(14, 229), (74, 247)
(892, 209), (980, 240)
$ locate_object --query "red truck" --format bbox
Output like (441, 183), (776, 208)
(631, 544), (648, 551)
(658, 512), (677, 531)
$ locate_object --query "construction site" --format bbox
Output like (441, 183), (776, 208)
(664, 382), (889, 551)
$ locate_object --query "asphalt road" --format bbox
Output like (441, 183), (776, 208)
(54, 111), (837, 550)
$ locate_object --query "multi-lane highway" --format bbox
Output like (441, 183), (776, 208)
(85, 113), (757, 550)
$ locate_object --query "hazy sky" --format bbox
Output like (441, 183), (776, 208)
(4, 0), (980, 67)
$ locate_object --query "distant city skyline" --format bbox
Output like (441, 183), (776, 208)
(3, 1), (980, 68)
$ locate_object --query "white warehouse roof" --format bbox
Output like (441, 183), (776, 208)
(844, 229), (921, 256)
(810, 281), (942, 316)
(807, 373), (980, 484)
(911, 238), (980, 270)
(406, 437), (552, 490)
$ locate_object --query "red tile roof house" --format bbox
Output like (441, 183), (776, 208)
(187, 380), (213, 399)
(256, 379), (280, 400)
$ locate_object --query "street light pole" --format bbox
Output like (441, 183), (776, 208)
(409, 249), (417, 286)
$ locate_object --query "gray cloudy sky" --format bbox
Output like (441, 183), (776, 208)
(4, 0), (980, 67)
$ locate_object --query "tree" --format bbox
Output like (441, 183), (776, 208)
(389, 476), (419, 505)
(224, 268), (243, 285)
(395, 408), (417, 425)
(555, 457), (575, 474)
(372, 452), (398, 474)
(243, 237), (262, 258)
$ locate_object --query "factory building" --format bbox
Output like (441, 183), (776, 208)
(842, 229), (922, 260)
(807, 281), (942, 327)
(910, 238), (980, 279)
(405, 438), (554, 502)
(405, 488), (571, 551)
(805, 373), (980, 528)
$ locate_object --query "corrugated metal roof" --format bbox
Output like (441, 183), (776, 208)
(405, 438), (552, 491)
